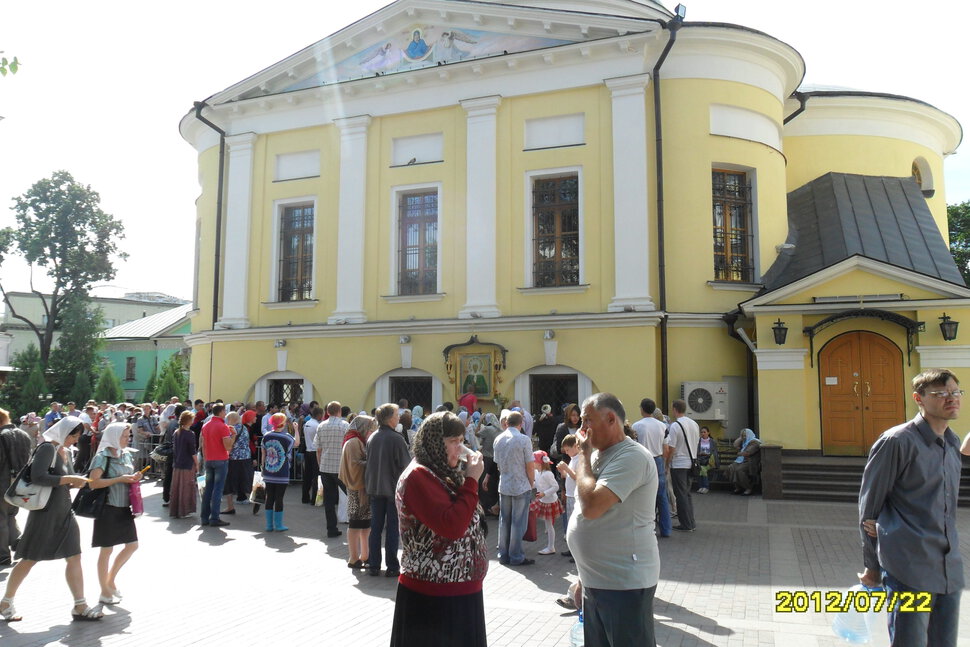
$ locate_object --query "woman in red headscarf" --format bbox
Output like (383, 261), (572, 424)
(339, 415), (377, 569)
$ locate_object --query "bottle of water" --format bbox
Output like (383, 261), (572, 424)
(569, 610), (584, 647)
(831, 584), (882, 644)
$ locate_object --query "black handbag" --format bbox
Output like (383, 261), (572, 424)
(71, 456), (111, 519)
(675, 422), (702, 478)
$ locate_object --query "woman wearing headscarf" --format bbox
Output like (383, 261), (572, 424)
(390, 412), (487, 647)
(88, 421), (143, 605)
(261, 412), (296, 532)
(0, 417), (101, 622)
(533, 404), (558, 455)
(409, 406), (424, 440)
(476, 412), (502, 516)
(169, 410), (199, 519)
(339, 414), (377, 569)
(458, 411), (479, 452)
(727, 428), (762, 496)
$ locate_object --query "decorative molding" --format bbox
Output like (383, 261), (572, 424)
(707, 280), (764, 292)
(516, 284), (590, 295)
(262, 300), (319, 310)
(382, 293), (446, 304)
(276, 349), (288, 373)
(218, 132), (259, 329)
(754, 348), (809, 370)
(400, 344), (413, 369)
(544, 339), (558, 366)
(916, 345), (970, 368)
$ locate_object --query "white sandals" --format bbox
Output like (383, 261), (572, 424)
(98, 592), (122, 605)
(71, 598), (103, 621)
(1, 596), (21, 622)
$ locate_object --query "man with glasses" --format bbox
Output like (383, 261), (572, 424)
(859, 368), (964, 647)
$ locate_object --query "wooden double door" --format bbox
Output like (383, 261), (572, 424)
(819, 332), (904, 456)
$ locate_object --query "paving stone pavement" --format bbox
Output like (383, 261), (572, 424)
(0, 481), (968, 646)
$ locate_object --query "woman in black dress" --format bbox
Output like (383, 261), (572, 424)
(1, 417), (102, 622)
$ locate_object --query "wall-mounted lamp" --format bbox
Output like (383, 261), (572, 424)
(543, 329), (555, 340)
(274, 339), (287, 348)
(674, 3), (687, 19)
(771, 319), (789, 345)
(399, 335), (411, 344)
(939, 313), (959, 342)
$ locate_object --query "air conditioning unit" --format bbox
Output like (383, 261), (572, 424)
(681, 382), (729, 420)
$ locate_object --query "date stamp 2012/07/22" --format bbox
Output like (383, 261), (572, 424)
(775, 590), (932, 614)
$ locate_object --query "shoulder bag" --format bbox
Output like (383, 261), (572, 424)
(3, 443), (58, 510)
(675, 421), (701, 478)
(71, 455), (112, 519)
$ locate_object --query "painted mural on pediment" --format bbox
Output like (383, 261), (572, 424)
(284, 26), (576, 91)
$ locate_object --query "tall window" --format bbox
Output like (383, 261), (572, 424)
(278, 204), (314, 301)
(398, 191), (438, 295)
(532, 174), (579, 287)
(125, 357), (136, 381)
(712, 169), (754, 282)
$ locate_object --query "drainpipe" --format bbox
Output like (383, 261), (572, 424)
(193, 101), (226, 398)
(723, 312), (756, 427)
(654, 12), (684, 409)
(783, 91), (808, 125)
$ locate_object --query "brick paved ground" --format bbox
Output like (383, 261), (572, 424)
(1, 481), (968, 646)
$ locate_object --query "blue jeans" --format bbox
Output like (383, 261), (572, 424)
(498, 490), (531, 565)
(654, 457), (671, 536)
(200, 460), (228, 524)
(368, 495), (399, 571)
(883, 571), (960, 647)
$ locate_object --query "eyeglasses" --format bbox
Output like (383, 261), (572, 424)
(926, 390), (965, 399)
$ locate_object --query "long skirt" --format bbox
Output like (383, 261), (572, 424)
(169, 468), (198, 518)
(389, 583), (487, 647)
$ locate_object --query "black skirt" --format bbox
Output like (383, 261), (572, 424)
(390, 583), (487, 647)
(224, 459), (253, 497)
(92, 505), (138, 547)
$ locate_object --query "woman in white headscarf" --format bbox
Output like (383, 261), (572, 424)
(1, 416), (101, 622)
(727, 428), (762, 496)
(88, 421), (142, 605)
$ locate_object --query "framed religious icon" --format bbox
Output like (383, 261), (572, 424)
(458, 353), (493, 399)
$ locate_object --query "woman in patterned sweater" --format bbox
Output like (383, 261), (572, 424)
(390, 411), (487, 647)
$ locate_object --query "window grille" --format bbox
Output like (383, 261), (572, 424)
(398, 191), (438, 296)
(712, 170), (754, 282)
(278, 204), (314, 302)
(532, 175), (579, 287)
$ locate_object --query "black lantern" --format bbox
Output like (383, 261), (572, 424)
(771, 319), (789, 345)
(939, 312), (959, 342)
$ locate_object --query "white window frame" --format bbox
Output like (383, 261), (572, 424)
(253, 371), (315, 405)
(268, 195), (318, 306)
(711, 163), (760, 283)
(375, 367), (444, 410)
(523, 166), (584, 289)
(386, 182), (443, 301)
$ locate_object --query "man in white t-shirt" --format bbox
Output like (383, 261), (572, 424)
(665, 399), (699, 532)
(632, 398), (671, 538)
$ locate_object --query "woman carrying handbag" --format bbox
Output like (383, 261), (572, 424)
(1, 417), (102, 622)
(87, 422), (143, 606)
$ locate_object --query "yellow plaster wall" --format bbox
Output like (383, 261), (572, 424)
(772, 273), (944, 306)
(660, 78), (788, 313)
(784, 135), (949, 237)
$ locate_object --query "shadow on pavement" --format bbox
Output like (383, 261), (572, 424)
(655, 598), (733, 645)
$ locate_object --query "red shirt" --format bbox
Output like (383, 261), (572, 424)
(201, 416), (232, 461)
(458, 392), (477, 412)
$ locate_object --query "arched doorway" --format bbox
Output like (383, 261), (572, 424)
(819, 331), (904, 456)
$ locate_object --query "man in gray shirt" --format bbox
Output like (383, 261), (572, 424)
(567, 392), (659, 647)
(493, 410), (535, 566)
(859, 368), (964, 647)
(365, 403), (410, 577)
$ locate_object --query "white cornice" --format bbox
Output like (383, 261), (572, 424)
(740, 256), (970, 315)
(783, 94), (962, 155)
(915, 345), (970, 368)
(184, 311), (665, 346)
(754, 348), (808, 370)
(666, 313), (728, 328)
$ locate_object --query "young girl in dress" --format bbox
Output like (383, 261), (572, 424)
(530, 450), (563, 555)
(695, 426), (720, 494)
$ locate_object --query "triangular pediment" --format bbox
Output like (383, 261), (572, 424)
(740, 256), (970, 315)
(209, 0), (663, 104)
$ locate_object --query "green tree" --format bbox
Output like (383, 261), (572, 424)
(0, 171), (127, 366)
(21, 361), (50, 418)
(142, 368), (157, 404)
(93, 363), (124, 404)
(0, 52), (19, 76)
(948, 201), (970, 285)
(47, 293), (105, 400)
(0, 343), (43, 415)
(152, 354), (188, 402)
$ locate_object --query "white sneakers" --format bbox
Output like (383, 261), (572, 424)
(697, 487), (709, 494)
(538, 547), (556, 555)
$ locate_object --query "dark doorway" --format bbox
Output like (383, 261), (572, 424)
(268, 379), (303, 406)
(529, 374), (578, 418)
(390, 376), (432, 412)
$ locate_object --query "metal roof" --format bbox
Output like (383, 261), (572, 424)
(102, 304), (193, 340)
(761, 173), (966, 292)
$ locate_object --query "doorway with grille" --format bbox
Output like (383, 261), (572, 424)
(268, 379), (304, 406)
(390, 376), (432, 413)
(529, 374), (579, 417)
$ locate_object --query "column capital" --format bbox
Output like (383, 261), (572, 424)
(334, 115), (372, 134)
(460, 95), (502, 116)
(225, 132), (257, 152)
(604, 73), (651, 97)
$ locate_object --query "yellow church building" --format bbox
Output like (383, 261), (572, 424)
(179, 0), (965, 462)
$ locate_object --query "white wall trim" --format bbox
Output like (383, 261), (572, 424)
(388, 182), (444, 297)
(523, 166), (584, 289)
(754, 348), (808, 370)
(710, 103), (782, 151)
(916, 345), (970, 368)
(268, 195), (318, 305)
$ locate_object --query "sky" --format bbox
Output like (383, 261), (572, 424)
(1, 0), (968, 302)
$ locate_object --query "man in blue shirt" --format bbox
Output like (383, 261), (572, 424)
(859, 368), (964, 647)
(493, 411), (535, 566)
(43, 402), (62, 429)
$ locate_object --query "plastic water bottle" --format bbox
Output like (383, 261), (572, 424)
(569, 610), (584, 647)
(831, 584), (882, 644)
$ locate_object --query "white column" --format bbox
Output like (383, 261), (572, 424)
(219, 132), (258, 328)
(459, 96), (502, 319)
(605, 74), (655, 312)
(329, 115), (372, 324)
